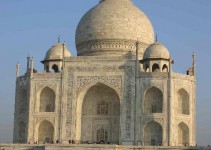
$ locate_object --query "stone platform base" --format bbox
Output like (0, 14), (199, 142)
(0, 144), (209, 150)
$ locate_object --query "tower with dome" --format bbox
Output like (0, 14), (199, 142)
(13, 0), (196, 147)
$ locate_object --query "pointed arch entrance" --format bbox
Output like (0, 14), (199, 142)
(177, 122), (189, 146)
(144, 86), (163, 114)
(38, 120), (54, 144)
(177, 89), (189, 115)
(79, 83), (120, 144)
(144, 121), (163, 146)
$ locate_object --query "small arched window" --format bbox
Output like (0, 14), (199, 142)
(97, 101), (109, 115)
(162, 64), (168, 72)
(152, 64), (160, 72)
(52, 64), (59, 73)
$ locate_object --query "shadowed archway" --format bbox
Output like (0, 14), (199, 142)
(144, 121), (163, 146)
(80, 83), (120, 144)
(177, 122), (189, 146)
(38, 120), (54, 144)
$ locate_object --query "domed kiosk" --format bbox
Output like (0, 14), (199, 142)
(142, 42), (171, 72)
(76, 0), (154, 58)
(41, 42), (71, 72)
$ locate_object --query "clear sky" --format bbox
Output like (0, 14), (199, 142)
(0, 0), (211, 146)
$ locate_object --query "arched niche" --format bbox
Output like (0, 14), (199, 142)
(17, 121), (26, 143)
(144, 86), (163, 114)
(19, 89), (27, 114)
(177, 89), (189, 115)
(38, 120), (54, 144)
(162, 64), (168, 72)
(52, 64), (59, 73)
(144, 121), (163, 146)
(39, 87), (55, 112)
(177, 122), (189, 146)
(152, 63), (160, 72)
(80, 83), (120, 144)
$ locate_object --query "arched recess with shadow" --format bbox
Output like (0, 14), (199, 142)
(19, 89), (27, 113)
(80, 83), (120, 144)
(52, 64), (59, 73)
(38, 120), (54, 144)
(143, 121), (163, 146)
(177, 122), (189, 146)
(39, 87), (55, 112)
(162, 64), (168, 72)
(177, 89), (189, 115)
(152, 63), (160, 72)
(144, 86), (163, 113)
(17, 121), (26, 143)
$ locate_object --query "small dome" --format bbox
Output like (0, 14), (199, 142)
(45, 43), (71, 60)
(75, 0), (154, 56)
(144, 42), (170, 59)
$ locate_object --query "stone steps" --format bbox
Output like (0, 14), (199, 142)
(0, 144), (209, 150)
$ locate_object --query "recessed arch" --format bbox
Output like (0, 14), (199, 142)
(39, 87), (55, 112)
(77, 82), (120, 144)
(17, 121), (26, 143)
(152, 63), (160, 72)
(162, 64), (168, 72)
(144, 86), (163, 113)
(52, 64), (59, 73)
(177, 89), (189, 115)
(19, 89), (27, 113)
(38, 120), (54, 144)
(144, 121), (163, 146)
(177, 122), (189, 146)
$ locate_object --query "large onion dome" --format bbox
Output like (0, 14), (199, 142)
(75, 0), (154, 57)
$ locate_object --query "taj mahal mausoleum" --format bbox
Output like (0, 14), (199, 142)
(3, 0), (205, 150)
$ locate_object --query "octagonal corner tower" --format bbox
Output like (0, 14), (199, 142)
(75, 0), (155, 58)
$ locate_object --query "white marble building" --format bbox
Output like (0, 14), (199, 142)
(13, 0), (196, 146)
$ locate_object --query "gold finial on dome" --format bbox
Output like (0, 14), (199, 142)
(58, 35), (61, 43)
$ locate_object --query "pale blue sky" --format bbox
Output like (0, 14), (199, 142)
(0, 0), (211, 146)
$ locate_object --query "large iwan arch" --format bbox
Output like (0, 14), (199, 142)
(80, 83), (120, 144)
(144, 86), (163, 113)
